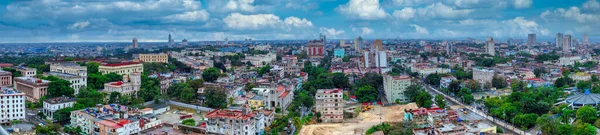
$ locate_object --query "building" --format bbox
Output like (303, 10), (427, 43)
(0, 70), (12, 87)
(103, 72), (141, 96)
(473, 67), (494, 85)
(556, 33), (563, 48)
(168, 34), (174, 45)
(564, 35), (572, 53)
(306, 39), (325, 58)
(383, 75), (412, 103)
(149, 73), (174, 94)
(315, 88), (344, 123)
(99, 61), (143, 76)
(132, 38), (138, 48)
(354, 36), (363, 50)
(440, 76), (456, 89)
(281, 55), (299, 75)
(486, 37), (495, 56)
(50, 62), (88, 77)
(244, 53), (277, 67)
(373, 39), (384, 51)
(205, 106), (259, 135)
(70, 104), (161, 135)
(445, 42), (452, 55)
(44, 72), (87, 94)
(584, 33), (589, 45)
(0, 87), (26, 124)
(182, 39), (188, 46)
(528, 34), (536, 45)
(248, 95), (265, 109)
(138, 53), (169, 63)
(252, 85), (294, 111)
(340, 39), (345, 47)
(364, 51), (387, 68)
(15, 67), (36, 77)
(14, 76), (50, 102)
(43, 96), (75, 120)
(334, 49), (345, 58)
(566, 90), (600, 109)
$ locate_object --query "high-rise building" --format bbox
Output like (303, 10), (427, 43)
(445, 41), (452, 55)
(354, 36), (363, 50)
(507, 38), (514, 46)
(168, 34), (174, 45)
(372, 39), (383, 51)
(315, 88), (344, 123)
(182, 38), (188, 45)
(224, 38), (229, 45)
(486, 37), (495, 56)
(383, 75), (412, 103)
(339, 39), (345, 47)
(132, 38), (138, 48)
(0, 87), (26, 124)
(364, 51), (387, 69)
(563, 35), (572, 53)
(556, 33), (563, 48)
(584, 33), (589, 45)
(528, 34), (536, 45)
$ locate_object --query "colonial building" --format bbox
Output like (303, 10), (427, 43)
(315, 88), (344, 123)
(0, 87), (26, 124)
(50, 62), (88, 77)
(103, 72), (141, 96)
(252, 84), (294, 111)
(44, 72), (87, 94)
(14, 77), (50, 102)
(43, 96), (76, 120)
(0, 70), (12, 87)
(70, 104), (162, 135)
(473, 67), (494, 85)
(306, 39), (325, 58)
(138, 53), (169, 63)
(15, 67), (36, 77)
(99, 61), (143, 76)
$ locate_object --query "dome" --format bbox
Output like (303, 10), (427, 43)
(565, 89), (600, 108)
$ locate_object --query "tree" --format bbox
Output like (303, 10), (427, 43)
(182, 118), (196, 126)
(108, 92), (121, 104)
(533, 68), (547, 78)
(298, 91), (314, 108)
(76, 87), (105, 107)
(511, 113), (538, 129)
(577, 81), (592, 91)
(466, 81), (480, 92)
(448, 80), (461, 94)
(331, 73), (350, 89)
(537, 114), (560, 135)
(202, 68), (221, 82)
(435, 95), (447, 109)
(425, 73), (441, 86)
(574, 123), (598, 135)
(491, 75), (507, 89)
(105, 73), (123, 82)
(415, 91), (433, 108)
(87, 73), (107, 89)
(510, 79), (527, 92)
(257, 65), (272, 75)
(576, 106), (598, 124)
(43, 76), (75, 98)
(205, 87), (228, 109)
(187, 79), (205, 91)
(357, 72), (383, 89)
(355, 85), (378, 102)
(592, 74), (600, 83)
(558, 124), (573, 135)
(406, 85), (424, 101)
(53, 107), (77, 124)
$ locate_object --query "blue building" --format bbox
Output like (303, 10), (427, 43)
(334, 49), (345, 58)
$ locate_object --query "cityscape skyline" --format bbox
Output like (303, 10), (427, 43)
(0, 0), (599, 43)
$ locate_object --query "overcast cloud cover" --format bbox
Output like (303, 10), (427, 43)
(0, 0), (598, 42)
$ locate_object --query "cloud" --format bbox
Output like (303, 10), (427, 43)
(541, 7), (600, 23)
(336, 0), (389, 20)
(583, 0), (600, 11)
(208, 0), (271, 13)
(389, 0), (435, 6)
(392, 7), (416, 20)
(320, 27), (345, 37)
(222, 13), (313, 30)
(67, 21), (90, 30)
(163, 10), (210, 22)
(361, 27), (374, 35)
(417, 3), (473, 19)
(410, 24), (430, 35)
(513, 0), (532, 9)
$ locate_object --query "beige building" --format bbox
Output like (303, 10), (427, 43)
(138, 53), (169, 63)
(99, 61), (143, 76)
(14, 77), (50, 102)
(315, 88), (344, 123)
(473, 67), (494, 85)
(15, 67), (36, 77)
(50, 62), (87, 77)
(383, 75), (412, 103)
(103, 72), (141, 96)
(0, 70), (12, 86)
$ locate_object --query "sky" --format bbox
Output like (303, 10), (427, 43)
(0, 0), (599, 43)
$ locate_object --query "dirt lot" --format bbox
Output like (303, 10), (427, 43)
(157, 105), (205, 124)
(298, 103), (419, 135)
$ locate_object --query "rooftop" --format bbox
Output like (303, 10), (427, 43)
(317, 88), (343, 94)
(565, 90), (600, 105)
(44, 96), (76, 104)
(205, 109), (256, 120)
(45, 72), (82, 78)
(102, 61), (142, 67)
(57, 62), (81, 67)
(15, 76), (50, 84)
(0, 87), (22, 95)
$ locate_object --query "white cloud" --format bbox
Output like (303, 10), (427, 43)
(513, 0), (532, 9)
(541, 7), (600, 23)
(583, 0), (600, 11)
(68, 21), (90, 30)
(417, 3), (473, 19)
(320, 27), (345, 37)
(410, 24), (430, 35)
(361, 27), (374, 35)
(390, 0), (434, 6)
(503, 17), (550, 36)
(336, 0), (389, 20)
(392, 7), (416, 20)
(163, 10), (210, 22)
(208, 0), (267, 13)
(223, 13), (313, 30)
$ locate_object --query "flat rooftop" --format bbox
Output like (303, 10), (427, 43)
(0, 87), (23, 95)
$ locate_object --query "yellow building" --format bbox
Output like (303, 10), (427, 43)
(99, 62), (144, 76)
(248, 95), (265, 109)
(138, 53), (169, 63)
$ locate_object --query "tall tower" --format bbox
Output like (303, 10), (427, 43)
(340, 39), (345, 47)
(444, 41), (452, 55)
(556, 33), (563, 48)
(168, 34), (174, 45)
(563, 35), (572, 53)
(584, 33), (589, 45)
(486, 37), (495, 56)
(132, 38), (138, 48)
(320, 33), (326, 43)
(373, 39), (383, 51)
(528, 34), (536, 45)
(224, 38), (229, 45)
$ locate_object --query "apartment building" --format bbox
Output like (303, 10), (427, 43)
(473, 67), (494, 85)
(43, 96), (76, 120)
(383, 75), (412, 103)
(315, 88), (344, 123)
(14, 77), (50, 102)
(0, 70), (11, 86)
(205, 106), (271, 135)
(50, 62), (88, 77)
(15, 67), (36, 77)
(103, 72), (141, 96)
(70, 104), (162, 135)
(138, 53), (169, 63)
(44, 72), (87, 94)
(0, 87), (26, 124)
(99, 61), (143, 76)
(149, 73), (174, 94)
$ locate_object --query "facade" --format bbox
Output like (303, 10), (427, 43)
(364, 51), (387, 68)
(354, 36), (363, 50)
(315, 88), (344, 123)
(0, 87), (26, 124)
(138, 53), (169, 63)
(50, 62), (88, 77)
(0, 70), (12, 86)
(563, 35), (572, 53)
(205, 107), (259, 135)
(15, 67), (36, 77)
(253, 85), (294, 111)
(383, 75), (412, 103)
(334, 49), (345, 58)
(527, 34), (536, 45)
(44, 72), (87, 94)
(103, 72), (141, 96)
(70, 104), (161, 135)
(43, 96), (75, 120)
(149, 73), (173, 94)
(306, 40), (325, 58)
(486, 37), (495, 56)
(281, 55), (300, 75)
(14, 77), (50, 102)
(244, 53), (277, 67)
(584, 33), (589, 45)
(556, 33), (563, 48)
(373, 39), (384, 51)
(132, 38), (138, 48)
(473, 67), (494, 85)
(99, 61), (143, 76)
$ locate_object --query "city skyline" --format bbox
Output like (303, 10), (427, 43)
(0, 0), (599, 43)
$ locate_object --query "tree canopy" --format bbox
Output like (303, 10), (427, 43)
(202, 67), (221, 82)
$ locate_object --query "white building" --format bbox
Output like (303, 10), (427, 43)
(43, 96), (76, 120)
(50, 62), (87, 77)
(205, 106), (257, 135)
(44, 72), (87, 94)
(558, 56), (588, 66)
(252, 85), (294, 111)
(244, 53), (277, 67)
(364, 51), (388, 68)
(473, 67), (494, 85)
(0, 87), (26, 124)
(103, 72), (141, 96)
(15, 67), (36, 77)
(383, 75), (412, 103)
(315, 88), (344, 123)
(99, 61), (144, 76)
(486, 37), (495, 56)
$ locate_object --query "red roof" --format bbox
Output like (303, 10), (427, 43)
(205, 109), (256, 120)
(276, 85), (285, 93)
(117, 119), (130, 125)
(98, 120), (123, 129)
(110, 81), (124, 86)
(103, 62), (142, 67)
(0, 63), (13, 67)
(280, 91), (290, 98)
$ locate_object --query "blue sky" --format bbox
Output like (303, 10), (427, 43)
(0, 0), (599, 43)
